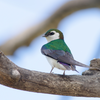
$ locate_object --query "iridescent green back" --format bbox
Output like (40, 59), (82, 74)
(44, 39), (71, 54)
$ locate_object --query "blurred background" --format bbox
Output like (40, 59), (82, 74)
(0, 0), (100, 100)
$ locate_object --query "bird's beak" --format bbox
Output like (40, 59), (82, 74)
(42, 34), (47, 37)
(42, 35), (46, 37)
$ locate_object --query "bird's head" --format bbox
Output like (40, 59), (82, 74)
(43, 29), (64, 42)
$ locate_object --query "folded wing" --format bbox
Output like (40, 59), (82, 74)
(41, 46), (89, 68)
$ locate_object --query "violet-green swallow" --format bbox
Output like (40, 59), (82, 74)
(41, 29), (89, 75)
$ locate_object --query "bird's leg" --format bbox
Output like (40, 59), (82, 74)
(63, 70), (65, 75)
(50, 67), (54, 73)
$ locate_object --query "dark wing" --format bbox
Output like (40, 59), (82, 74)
(41, 47), (89, 68)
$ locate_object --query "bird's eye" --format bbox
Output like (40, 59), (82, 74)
(50, 32), (54, 35)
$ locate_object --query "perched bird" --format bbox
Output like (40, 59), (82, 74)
(41, 29), (89, 75)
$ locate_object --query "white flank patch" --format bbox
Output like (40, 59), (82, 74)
(46, 56), (66, 70)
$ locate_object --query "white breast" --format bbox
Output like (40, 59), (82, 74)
(46, 56), (66, 70)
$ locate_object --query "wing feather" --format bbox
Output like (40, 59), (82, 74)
(41, 46), (89, 68)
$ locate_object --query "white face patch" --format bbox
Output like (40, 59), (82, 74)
(46, 31), (59, 42)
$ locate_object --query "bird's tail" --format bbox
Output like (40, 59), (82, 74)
(71, 65), (79, 73)
(72, 59), (90, 68)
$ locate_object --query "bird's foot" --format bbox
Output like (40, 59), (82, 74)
(50, 72), (54, 74)
(50, 67), (54, 73)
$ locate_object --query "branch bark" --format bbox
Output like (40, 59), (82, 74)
(0, 0), (100, 55)
(0, 51), (100, 97)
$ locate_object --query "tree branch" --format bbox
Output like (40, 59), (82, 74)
(0, 0), (100, 55)
(0, 51), (100, 97)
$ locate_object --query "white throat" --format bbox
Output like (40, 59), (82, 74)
(46, 31), (59, 42)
